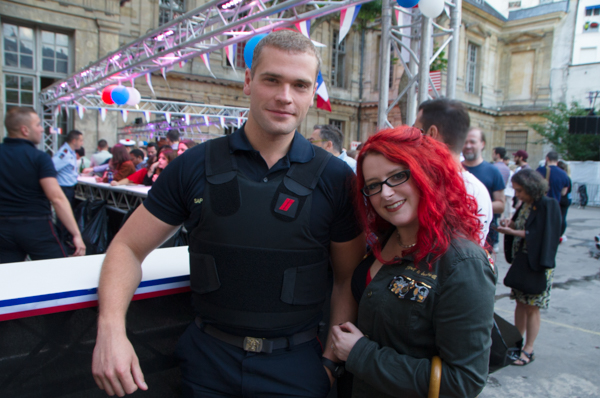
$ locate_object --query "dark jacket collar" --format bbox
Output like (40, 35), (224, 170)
(3, 137), (36, 147)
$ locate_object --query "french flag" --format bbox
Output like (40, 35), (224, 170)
(295, 20), (310, 38)
(225, 43), (236, 67)
(339, 5), (361, 44)
(316, 71), (332, 112)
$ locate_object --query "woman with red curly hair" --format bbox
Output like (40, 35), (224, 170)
(331, 126), (496, 398)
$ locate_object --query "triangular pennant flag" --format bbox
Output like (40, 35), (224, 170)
(179, 59), (187, 69)
(144, 111), (151, 122)
(201, 53), (216, 79)
(165, 112), (171, 124)
(161, 67), (167, 80)
(395, 8), (400, 25)
(100, 108), (107, 122)
(54, 105), (60, 118)
(339, 5), (361, 44)
(185, 114), (190, 125)
(225, 44), (237, 68)
(146, 74), (155, 95)
(130, 78), (135, 88)
(316, 71), (332, 112)
(122, 109), (128, 123)
(295, 20), (311, 38)
(203, 115), (209, 126)
(237, 118), (242, 128)
(220, 116), (225, 129)
(77, 105), (85, 120)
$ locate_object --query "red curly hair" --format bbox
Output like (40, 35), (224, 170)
(356, 126), (481, 267)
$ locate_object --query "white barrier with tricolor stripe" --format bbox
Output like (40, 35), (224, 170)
(0, 246), (190, 322)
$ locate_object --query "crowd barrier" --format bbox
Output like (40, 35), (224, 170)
(0, 247), (192, 398)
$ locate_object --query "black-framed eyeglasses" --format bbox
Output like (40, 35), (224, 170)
(362, 170), (411, 197)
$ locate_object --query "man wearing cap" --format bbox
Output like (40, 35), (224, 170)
(92, 30), (364, 397)
(513, 150), (530, 172)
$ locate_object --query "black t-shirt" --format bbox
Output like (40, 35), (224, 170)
(0, 138), (57, 217)
(144, 127), (362, 250)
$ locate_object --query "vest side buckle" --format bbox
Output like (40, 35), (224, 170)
(243, 336), (263, 352)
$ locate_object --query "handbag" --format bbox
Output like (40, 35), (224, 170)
(503, 240), (547, 294)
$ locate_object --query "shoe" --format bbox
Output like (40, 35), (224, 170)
(511, 350), (535, 366)
(493, 244), (499, 253)
(561, 235), (567, 242)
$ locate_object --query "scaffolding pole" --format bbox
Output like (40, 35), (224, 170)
(377, 0), (393, 129)
(446, 0), (462, 98)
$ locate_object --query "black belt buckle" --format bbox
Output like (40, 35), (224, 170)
(243, 336), (264, 353)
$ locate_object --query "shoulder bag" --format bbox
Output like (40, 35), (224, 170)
(503, 239), (547, 295)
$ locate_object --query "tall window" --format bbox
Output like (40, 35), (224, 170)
(466, 42), (479, 94)
(331, 30), (346, 88)
(2, 22), (71, 137)
(505, 131), (528, 155)
(159, 0), (185, 26)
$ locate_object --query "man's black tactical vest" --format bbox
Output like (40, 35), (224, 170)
(188, 137), (332, 336)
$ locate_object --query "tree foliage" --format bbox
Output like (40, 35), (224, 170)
(530, 102), (598, 161)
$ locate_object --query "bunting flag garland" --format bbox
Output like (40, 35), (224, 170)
(144, 111), (151, 122)
(316, 71), (332, 112)
(295, 20), (310, 38)
(146, 74), (155, 96)
(220, 116), (225, 129)
(225, 44), (237, 69)
(165, 112), (171, 124)
(161, 67), (167, 80)
(100, 108), (107, 122)
(203, 115), (209, 126)
(185, 114), (191, 125)
(201, 53), (216, 78)
(122, 109), (128, 123)
(76, 105), (85, 120)
(338, 5), (361, 44)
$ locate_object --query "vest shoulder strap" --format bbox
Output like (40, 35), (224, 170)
(284, 147), (332, 196)
(205, 137), (237, 183)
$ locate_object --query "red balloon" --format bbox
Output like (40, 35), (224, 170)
(102, 85), (117, 105)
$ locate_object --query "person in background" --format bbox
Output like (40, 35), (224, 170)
(503, 155), (511, 167)
(111, 148), (177, 187)
(129, 149), (146, 170)
(536, 151), (570, 204)
(462, 128), (505, 251)
(166, 130), (180, 150)
(96, 144), (136, 183)
(309, 124), (357, 173)
(146, 142), (158, 165)
(177, 139), (198, 156)
(0, 107), (85, 262)
(557, 160), (572, 242)
(331, 126), (496, 397)
(76, 147), (91, 174)
(513, 150), (530, 172)
(492, 147), (511, 187)
(151, 148), (177, 183)
(496, 168), (561, 366)
(53, 130), (84, 206)
(90, 139), (112, 167)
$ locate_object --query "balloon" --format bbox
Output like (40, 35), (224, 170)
(243, 33), (268, 69)
(396, 0), (419, 8)
(102, 85), (117, 105)
(419, 0), (444, 18)
(126, 87), (141, 106)
(111, 85), (130, 105)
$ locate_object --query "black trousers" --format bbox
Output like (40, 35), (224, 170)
(56, 185), (76, 246)
(0, 216), (67, 263)
(175, 322), (331, 398)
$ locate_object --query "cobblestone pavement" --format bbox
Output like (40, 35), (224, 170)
(480, 206), (600, 398)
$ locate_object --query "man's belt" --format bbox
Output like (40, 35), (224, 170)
(195, 317), (317, 354)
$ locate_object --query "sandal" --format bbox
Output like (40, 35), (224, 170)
(511, 350), (535, 366)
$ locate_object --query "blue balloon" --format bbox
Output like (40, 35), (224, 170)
(111, 85), (130, 105)
(243, 33), (268, 69)
(396, 0), (419, 8)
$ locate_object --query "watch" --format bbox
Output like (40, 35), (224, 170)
(322, 357), (345, 378)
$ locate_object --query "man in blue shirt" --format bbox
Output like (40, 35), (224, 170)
(462, 128), (505, 249)
(536, 151), (569, 202)
(92, 30), (365, 397)
(0, 107), (85, 263)
(53, 129), (84, 206)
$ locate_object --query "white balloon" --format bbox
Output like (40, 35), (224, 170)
(419, 0), (444, 18)
(126, 87), (141, 106)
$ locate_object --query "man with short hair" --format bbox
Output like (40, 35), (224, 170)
(53, 130), (84, 205)
(513, 150), (530, 172)
(310, 124), (356, 173)
(166, 130), (180, 150)
(415, 98), (492, 247)
(492, 147), (510, 186)
(129, 149), (146, 170)
(462, 128), (506, 249)
(146, 142), (158, 165)
(92, 30), (364, 397)
(91, 139), (112, 167)
(0, 107), (85, 263)
(537, 151), (570, 203)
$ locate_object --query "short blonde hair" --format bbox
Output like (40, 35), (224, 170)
(4, 107), (36, 136)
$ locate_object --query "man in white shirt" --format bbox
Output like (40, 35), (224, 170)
(415, 99), (492, 247)
(90, 139), (112, 167)
(309, 124), (356, 173)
